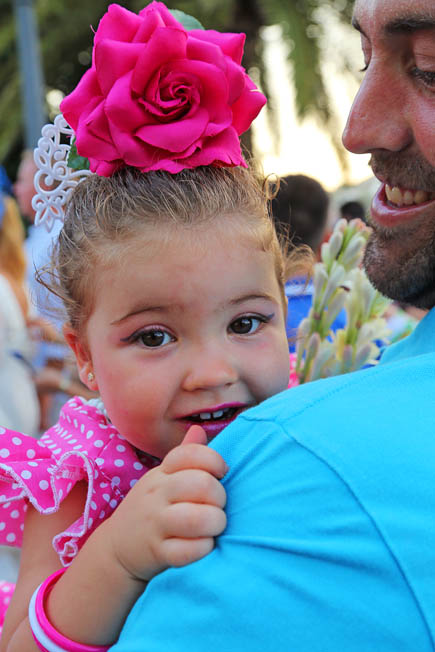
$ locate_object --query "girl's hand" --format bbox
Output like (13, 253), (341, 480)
(103, 425), (228, 583)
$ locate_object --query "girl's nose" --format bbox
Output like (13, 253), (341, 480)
(342, 63), (412, 155)
(182, 349), (238, 392)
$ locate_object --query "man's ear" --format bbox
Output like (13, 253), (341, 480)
(63, 323), (98, 391)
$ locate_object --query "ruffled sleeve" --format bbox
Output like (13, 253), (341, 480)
(0, 397), (158, 565)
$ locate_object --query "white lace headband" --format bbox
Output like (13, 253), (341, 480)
(32, 114), (92, 232)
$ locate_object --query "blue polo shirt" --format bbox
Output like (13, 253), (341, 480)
(111, 308), (435, 651)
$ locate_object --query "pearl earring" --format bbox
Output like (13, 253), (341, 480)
(87, 372), (95, 383)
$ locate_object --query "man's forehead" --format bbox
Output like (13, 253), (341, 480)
(353, 0), (435, 34)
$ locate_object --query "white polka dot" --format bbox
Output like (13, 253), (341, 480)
(0, 449), (9, 459)
(1, 585), (9, 592)
(91, 501), (97, 510)
(116, 445), (126, 453)
(99, 511), (105, 519)
(133, 462), (143, 471)
(0, 427), (5, 435)
(112, 477), (121, 486)
(2, 502), (10, 509)
(10, 510), (19, 519)
(73, 445), (82, 450)
(109, 499), (117, 509)
(94, 440), (104, 448)
(69, 439), (77, 444)
(26, 449), (36, 459)
(88, 517), (93, 527)
(20, 524), (24, 531)
(100, 482), (108, 488)
(95, 458), (104, 466)
(114, 459), (124, 467)
(6, 533), (15, 543)
(28, 461), (38, 467)
(67, 483), (72, 492)
(39, 480), (49, 490)
(103, 494), (110, 502)
(86, 430), (94, 439)
(21, 470), (32, 479)
(12, 437), (22, 446)
(130, 479), (138, 488)
(58, 490), (63, 500)
(0, 523), (6, 531)
(53, 448), (62, 455)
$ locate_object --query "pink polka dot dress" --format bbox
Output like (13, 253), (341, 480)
(0, 396), (159, 631)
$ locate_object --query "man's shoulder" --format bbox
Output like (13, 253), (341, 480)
(242, 347), (435, 429)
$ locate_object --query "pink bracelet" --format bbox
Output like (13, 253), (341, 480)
(28, 568), (109, 652)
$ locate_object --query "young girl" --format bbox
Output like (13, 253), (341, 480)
(0, 3), (297, 650)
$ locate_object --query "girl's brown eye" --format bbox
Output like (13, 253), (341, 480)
(230, 316), (265, 335)
(231, 317), (254, 334)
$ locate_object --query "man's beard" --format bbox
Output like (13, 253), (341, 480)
(363, 151), (435, 310)
(364, 230), (435, 309)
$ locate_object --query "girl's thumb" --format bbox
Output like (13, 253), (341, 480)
(181, 425), (208, 445)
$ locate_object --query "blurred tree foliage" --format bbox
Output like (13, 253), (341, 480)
(0, 0), (356, 180)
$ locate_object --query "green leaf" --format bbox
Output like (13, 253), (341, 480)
(169, 9), (204, 31)
(67, 139), (90, 171)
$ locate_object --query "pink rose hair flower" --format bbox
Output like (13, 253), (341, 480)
(60, 2), (266, 176)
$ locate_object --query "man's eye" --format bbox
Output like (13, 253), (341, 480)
(230, 316), (265, 335)
(411, 67), (435, 88)
(137, 329), (173, 348)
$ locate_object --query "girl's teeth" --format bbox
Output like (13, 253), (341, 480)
(199, 412), (212, 420)
(213, 410), (224, 418)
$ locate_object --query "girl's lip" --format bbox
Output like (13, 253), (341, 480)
(371, 183), (435, 228)
(180, 412), (244, 442)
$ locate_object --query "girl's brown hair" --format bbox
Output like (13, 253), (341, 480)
(44, 165), (311, 333)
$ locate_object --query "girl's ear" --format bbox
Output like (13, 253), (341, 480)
(63, 323), (98, 391)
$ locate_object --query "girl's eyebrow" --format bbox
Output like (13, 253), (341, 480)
(229, 293), (277, 306)
(110, 305), (171, 325)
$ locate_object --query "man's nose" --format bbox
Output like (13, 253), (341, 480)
(182, 347), (238, 392)
(342, 63), (412, 155)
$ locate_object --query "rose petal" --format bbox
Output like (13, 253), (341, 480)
(163, 60), (232, 126)
(186, 36), (226, 70)
(191, 30), (245, 64)
(89, 158), (122, 177)
(94, 41), (143, 96)
(109, 129), (165, 168)
(60, 69), (102, 131)
(76, 103), (119, 161)
(94, 5), (143, 45)
(105, 72), (151, 131)
(131, 27), (187, 97)
(231, 75), (266, 134)
(183, 127), (245, 167)
(138, 1), (182, 33)
(136, 107), (209, 152)
(140, 70), (200, 121)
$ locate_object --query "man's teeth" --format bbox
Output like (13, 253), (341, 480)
(385, 184), (434, 207)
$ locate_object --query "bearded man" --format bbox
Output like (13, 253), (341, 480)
(111, 1), (435, 650)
